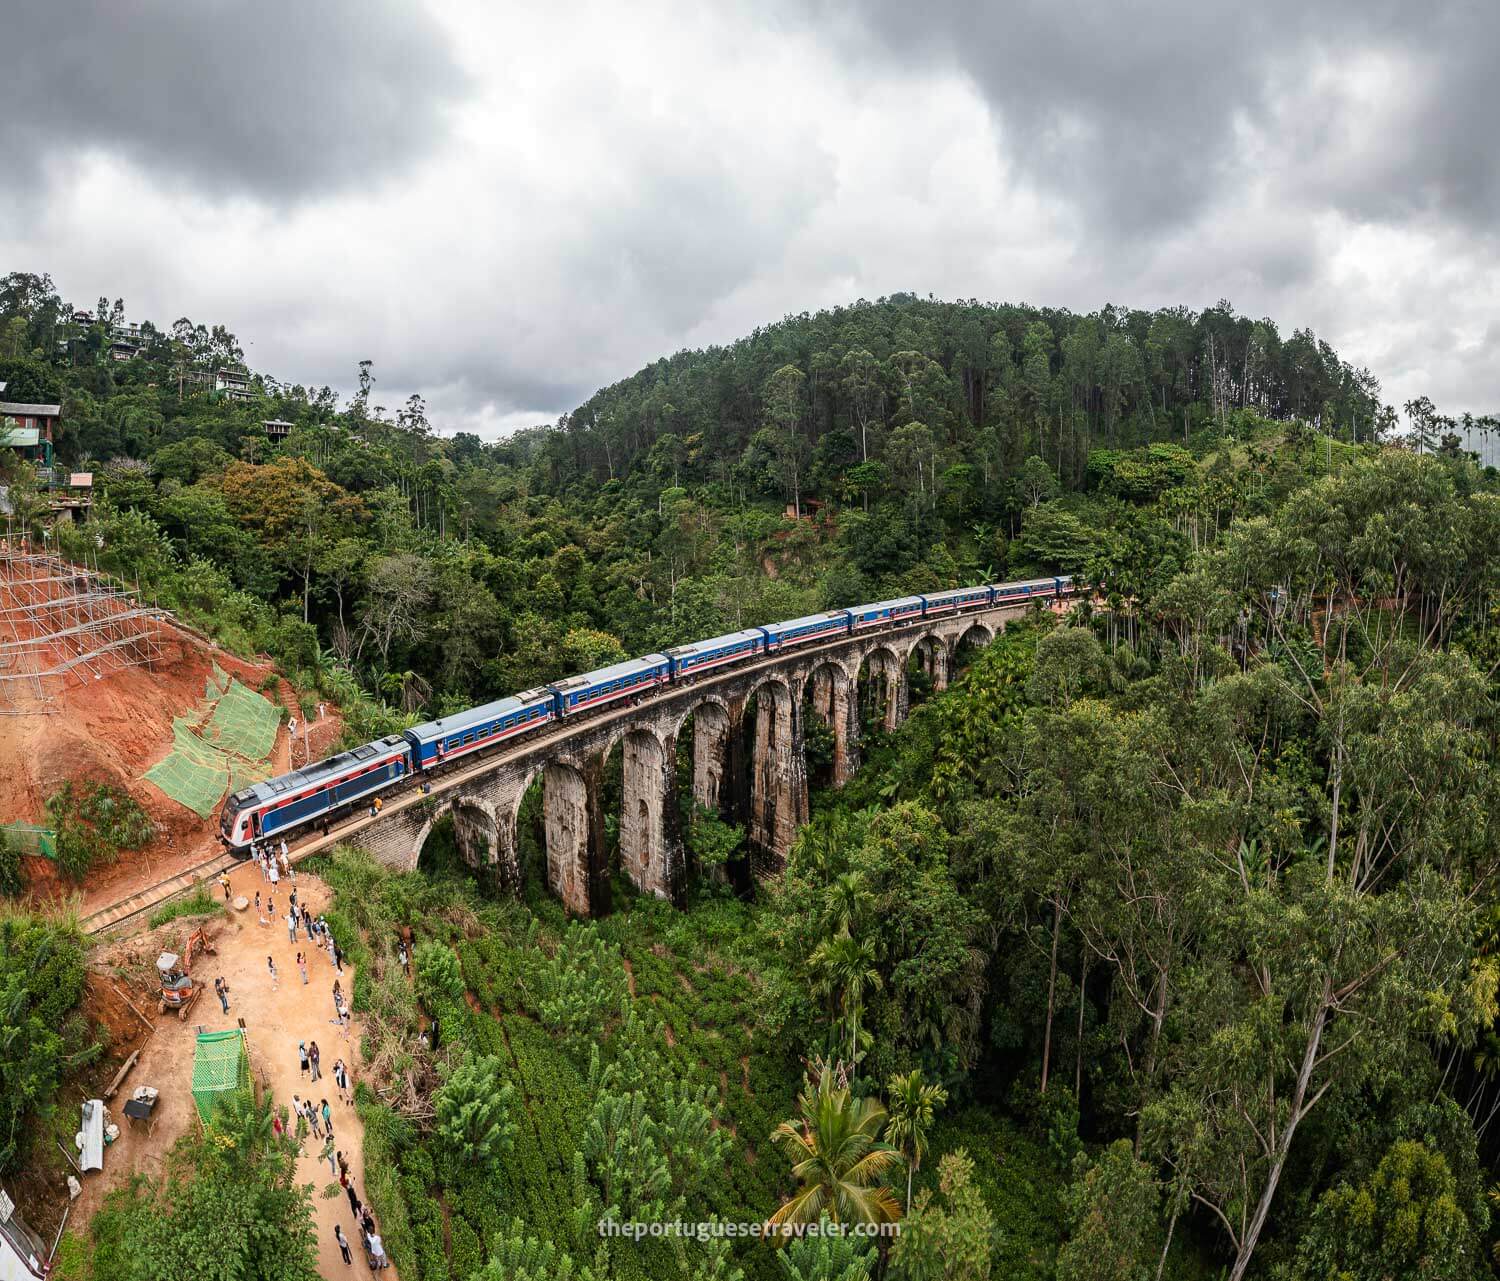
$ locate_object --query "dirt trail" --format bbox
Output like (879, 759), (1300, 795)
(74, 863), (395, 1280)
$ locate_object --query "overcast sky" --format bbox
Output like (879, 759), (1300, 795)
(3, 0), (1497, 436)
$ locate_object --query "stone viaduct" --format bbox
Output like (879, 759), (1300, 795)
(346, 601), (1037, 916)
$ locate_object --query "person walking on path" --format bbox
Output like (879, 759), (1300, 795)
(368, 1231), (387, 1270)
(290, 887), (299, 916)
(218, 871), (231, 901)
(334, 1224), (352, 1266)
(320, 1134), (337, 1176)
(309, 1040), (322, 1082)
(332, 980), (342, 1015)
(255, 891), (267, 927)
(337, 1150), (350, 1182)
(333, 1058), (350, 1105)
(298, 1041), (309, 1078)
(267, 956), (278, 990)
(345, 1181), (361, 1219)
(333, 938), (344, 974)
(297, 951), (308, 985)
(321, 1097), (333, 1138)
(302, 904), (314, 939)
(268, 858), (279, 889)
(286, 909), (298, 943)
(214, 976), (230, 1014)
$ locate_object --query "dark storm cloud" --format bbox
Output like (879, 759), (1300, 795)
(817, 0), (1500, 241)
(4, 0), (468, 204)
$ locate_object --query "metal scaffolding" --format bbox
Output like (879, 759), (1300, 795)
(0, 522), (167, 714)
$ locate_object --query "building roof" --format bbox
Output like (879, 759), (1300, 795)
(0, 403), (62, 417)
(262, 419), (294, 428)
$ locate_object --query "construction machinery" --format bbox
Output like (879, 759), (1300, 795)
(155, 927), (216, 1021)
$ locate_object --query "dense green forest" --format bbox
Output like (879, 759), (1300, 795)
(5, 270), (1500, 1281)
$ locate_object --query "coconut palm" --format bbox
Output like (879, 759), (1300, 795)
(885, 1069), (948, 1212)
(768, 1068), (903, 1233)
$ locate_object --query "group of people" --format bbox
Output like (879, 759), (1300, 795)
(248, 837), (294, 886)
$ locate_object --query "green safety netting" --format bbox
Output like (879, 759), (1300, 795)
(145, 716), (231, 818)
(202, 679), (281, 761)
(144, 676), (281, 818)
(192, 1029), (250, 1124)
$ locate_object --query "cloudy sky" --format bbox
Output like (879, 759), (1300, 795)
(4, 0), (1497, 436)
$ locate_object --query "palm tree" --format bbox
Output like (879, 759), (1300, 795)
(810, 930), (881, 1067)
(885, 1069), (948, 1212)
(768, 1067), (903, 1232)
(823, 870), (873, 937)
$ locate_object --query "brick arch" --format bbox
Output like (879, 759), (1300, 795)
(800, 659), (858, 787)
(905, 631), (952, 693)
(506, 757), (592, 916)
(954, 620), (996, 655)
(855, 643), (907, 733)
(668, 692), (732, 741)
(411, 794), (499, 871)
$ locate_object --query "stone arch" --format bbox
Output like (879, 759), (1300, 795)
(507, 757), (592, 916)
(954, 621), (995, 672)
(800, 659), (858, 787)
(617, 727), (674, 900)
(857, 644), (908, 733)
(740, 675), (806, 872)
(905, 632), (952, 694)
(410, 794), (498, 872)
(676, 695), (731, 816)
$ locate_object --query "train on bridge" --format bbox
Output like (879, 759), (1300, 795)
(219, 575), (1076, 853)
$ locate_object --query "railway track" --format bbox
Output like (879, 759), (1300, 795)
(81, 849), (237, 936)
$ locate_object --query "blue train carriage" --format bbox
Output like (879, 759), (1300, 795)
(991, 576), (1066, 605)
(665, 629), (765, 680)
(549, 653), (671, 717)
(219, 735), (411, 851)
(403, 687), (558, 770)
(757, 610), (853, 652)
(847, 596), (924, 632)
(919, 585), (994, 616)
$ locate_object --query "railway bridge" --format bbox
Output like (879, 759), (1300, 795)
(349, 599), (1042, 915)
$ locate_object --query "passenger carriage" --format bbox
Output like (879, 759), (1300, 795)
(548, 654), (671, 716)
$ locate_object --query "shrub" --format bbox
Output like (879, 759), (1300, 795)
(435, 1053), (517, 1174)
(415, 941), (464, 1004)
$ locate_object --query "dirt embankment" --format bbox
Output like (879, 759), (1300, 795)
(2, 619), (343, 918)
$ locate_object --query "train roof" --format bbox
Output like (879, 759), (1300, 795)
(922, 584), (989, 600)
(993, 576), (1062, 591)
(407, 687), (553, 743)
(549, 653), (670, 693)
(665, 629), (764, 659)
(849, 595), (924, 614)
(760, 610), (850, 634)
(229, 735), (408, 806)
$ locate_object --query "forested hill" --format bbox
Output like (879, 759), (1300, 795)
(0, 274), (1407, 725)
(524, 293), (1385, 494)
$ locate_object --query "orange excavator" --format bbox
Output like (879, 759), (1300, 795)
(155, 927), (217, 1020)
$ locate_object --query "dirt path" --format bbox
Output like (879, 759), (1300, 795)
(74, 862), (395, 1280)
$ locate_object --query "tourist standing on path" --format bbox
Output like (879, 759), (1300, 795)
(219, 871), (231, 901)
(332, 980), (342, 1016)
(306, 1097), (322, 1140)
(337, 1150), (349, 1182)
(268, 858), (279, 889)
(298, 1041), (309, 1078)
(287, 909), (298, 943)
(255, 891), (266, 927)
(333, 1058), (350, 1105)
(321, 1097), (333, 1138)
(368, 1231), (387, 1270)
(302, 904), (314, 939)
(334, 1224), (351, 1266)
(214, 976), (230, 1014)
(309, 1040), (322, 1082)
(346, 1180), (361, 1218)
(320, 1134), (336, 1176)
(267, 956), (278, 990)
(297, 951), (308, 985)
